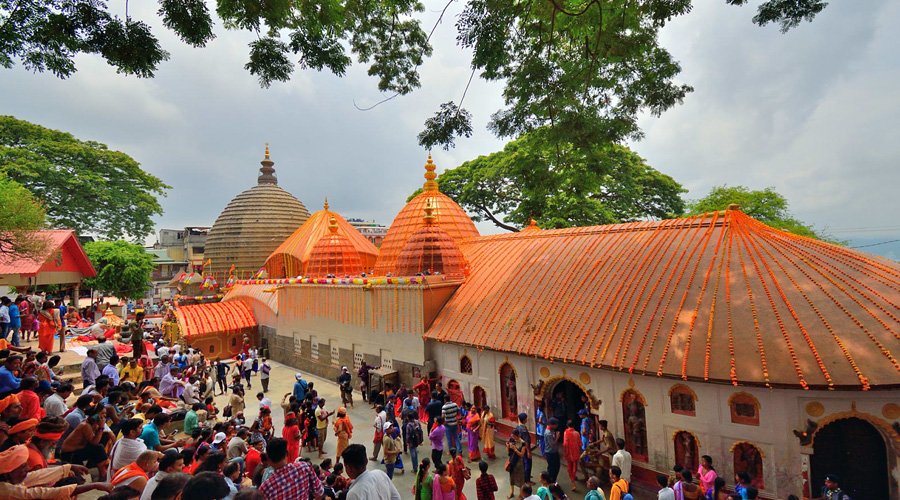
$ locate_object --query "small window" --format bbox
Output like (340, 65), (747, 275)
(729, 392), (760, 426)
(669, 384), (696, 416)
(209, 344), (215, 354)
(460, 355), (473, 374)
(231, 337), (237, 347)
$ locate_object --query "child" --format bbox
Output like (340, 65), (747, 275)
(475, 460), (497, 500)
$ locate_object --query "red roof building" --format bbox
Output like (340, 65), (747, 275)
(0, 230), (96, 288)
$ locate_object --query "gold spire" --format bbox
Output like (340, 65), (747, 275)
(328, 216), (339, 234)
(527, 218), (538, 229)
(423, 154), (439, 192)
(324, 197), (330, 211)
(264, 143), (270, 160)
(423, 198), (436, 225)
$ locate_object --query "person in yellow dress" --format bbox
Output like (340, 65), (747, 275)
(479, 405), (496, 459)
(333, 407), (353, 465)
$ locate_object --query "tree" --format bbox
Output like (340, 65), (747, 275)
(0, 1), (829, 150)
(0, 116), (170, 241)
(82, 240), (154, 300)
(414, 128), (685, 231)
(686, 185), (837, 241)
(0, 174), (48, 260)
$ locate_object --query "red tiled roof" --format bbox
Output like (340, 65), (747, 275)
(175, 300), (257, 338)
(426, 210), (900, 390)
(0, 230), (96, 278)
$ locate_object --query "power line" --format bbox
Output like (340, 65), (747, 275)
(849, 239), (900, 249)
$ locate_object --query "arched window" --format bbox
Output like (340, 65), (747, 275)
(732, 442), (765, 489)
(231, 336), (237, 346)
(472, 386), (487, 409)
(673, 431), (699, 472)
(621, 389), (648, 461)
(460, 355), (473, 374)
(729, 392), (760, 426)
(499, 363), (518, 420)
(669, 384), (696, 416)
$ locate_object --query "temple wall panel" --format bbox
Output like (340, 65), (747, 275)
(428, 341), (900, 500)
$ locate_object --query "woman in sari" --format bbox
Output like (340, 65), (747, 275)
(282, 413), (301, 463)
(333, 406), (353, 465)
(17, 296), (34, 343)
(37, 302), (58, 353)
(432, 463), (456, 500)
(480, 405), (496, 459)
(448, 449), (470, 500)
(465, 405), (481, 462)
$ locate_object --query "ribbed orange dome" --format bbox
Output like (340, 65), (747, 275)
(306, 217), (366, 277)
(395, 201), (467, 277)
(264, 199), (379, 278)
(374, 155), (479, 275)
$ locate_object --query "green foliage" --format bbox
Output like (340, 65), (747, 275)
(82, 240), (154, 300)
(0, 116), (170, 241)
(0, 174), (48, 260)
(0, 1), (828, 151)
(413, 128), (685, 231)
(686, 185), (838, 242)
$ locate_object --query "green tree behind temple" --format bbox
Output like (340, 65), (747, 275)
(686, 185), (839, 242)
(82, 241), (155, 300)
(0, 116), (169, 242)
(0, 174), (48, 261)
(411, 129), (685, 232)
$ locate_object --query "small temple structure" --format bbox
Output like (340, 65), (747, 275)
(0, 230), (96, 296)
(204, 146), (311, 280)
(174, 152), (900, 500)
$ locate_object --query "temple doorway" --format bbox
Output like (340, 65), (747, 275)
(545, 379), (590, 428)
(811, 417), (889, 500)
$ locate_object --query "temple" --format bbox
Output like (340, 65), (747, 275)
(175, 150), (900, 500)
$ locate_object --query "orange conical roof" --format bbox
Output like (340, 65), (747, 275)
(521, 218), (541, 232)
(395, 200), (467, 277)
(374, 155), (479, 275)
(306, 216), (366, 277)
(264, 199), (379, 278)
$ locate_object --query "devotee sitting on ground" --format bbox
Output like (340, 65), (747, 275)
(140, 413), (188, 452)
(184, 471), (231, 500)
(0, 444), (114, 497)
(147, 472), (191, 500)
(60, 409), (112, 480)
(141, 450), (184, 500)
(110, 450), (160, 494)
(26, 417), (67, 471)
(109, 418), (150, 475)
(42, 382), (72, 418)
(0, 355), (23, 395)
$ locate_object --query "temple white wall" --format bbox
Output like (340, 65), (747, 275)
(428, 341), (900, 499)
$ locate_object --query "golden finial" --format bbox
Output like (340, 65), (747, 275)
(528, 218), (538, 228)
(264, 143), (270, 160)
(423, 198), (436, 224)
(423, 154), (439, 192)
(328, 216), (339, 234)
(324, 197), (330, 211)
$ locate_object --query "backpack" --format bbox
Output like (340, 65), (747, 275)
(411, 422), (424, 446)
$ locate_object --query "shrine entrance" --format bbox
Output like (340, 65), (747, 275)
(811, 417), (889, 500)
(545, 379), (590, 428)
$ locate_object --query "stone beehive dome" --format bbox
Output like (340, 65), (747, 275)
(374, 155), (479, 275)
(205, 146), (310, 279)
(395, 200), (467, 278)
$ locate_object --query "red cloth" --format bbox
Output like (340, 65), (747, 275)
(283, 424), (301, 463)
(17, 390), (41, 420)
(563, 428), (582, 462)
(245, 447), (262, 478)
(448, 388), (465, 407)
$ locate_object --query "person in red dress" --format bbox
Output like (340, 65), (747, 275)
(282, 413), (301, 463)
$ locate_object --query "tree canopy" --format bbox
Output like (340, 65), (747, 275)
(415, 128), (685, 231)
(686, 185), (836, 241)
(0, 116), (169, 241)
(0, 174), (48, 261)
(82, 240), (154, 300)
(0, 1), (829, 150)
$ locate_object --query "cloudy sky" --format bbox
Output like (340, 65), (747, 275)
(2, 1), (899, 259)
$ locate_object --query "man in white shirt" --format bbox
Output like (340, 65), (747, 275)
(521, 484), (541, 500)
(612, 438), (633, 483)
(656, 474), (676, 500)
(140, 449), (183, 500)
(108, 418), (148, 479)
(256, 391), (272, 409)
(43, 383), (73, 418)
(153, 355), (171, 380)
(342, 443), (401, 500)
(156, 344), (170, 360)
(160, 366), (186, 398)
(182, 376), (200, 405)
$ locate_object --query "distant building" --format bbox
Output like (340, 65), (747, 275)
(347, 218), (388, 247)
(148, 226), (210, 302)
